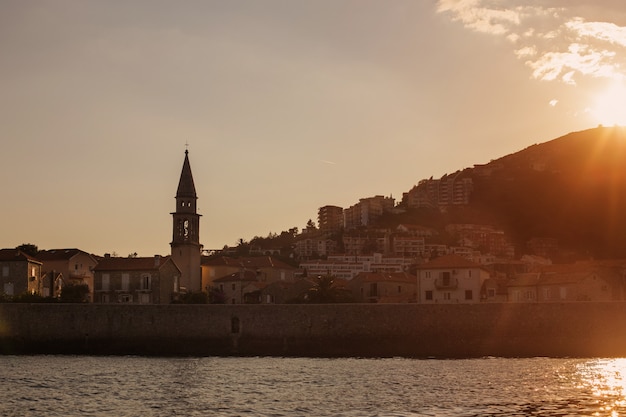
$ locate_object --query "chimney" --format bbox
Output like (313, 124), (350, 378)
(104, 253), (111, 258)
(154, 255), (161, 267)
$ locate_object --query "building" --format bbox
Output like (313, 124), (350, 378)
(0, 249), (42, 297)
(416, 254), (491, 303)
(93, 255), (180, 304)
(213, 269), (259, 304)
(317, 205), (344, 235)
(403, 172), (473, 209)
(300, 253), (412, 280)
(36, 248), (98, 299)
(343, 196), (395, 230)
(508, 264), (621, 302)
(260, 279), (317, 304)
(170, 149), (203, 292)
(293, 236), (338, 259)
(343, 230), (389, 255)
(446, 224), (515, 258)
(348, 272), (417, 303)
(202, 256), (298, 291)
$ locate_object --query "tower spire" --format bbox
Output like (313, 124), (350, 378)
(171, 149), (202, 292)
(176, 149), (197, 199)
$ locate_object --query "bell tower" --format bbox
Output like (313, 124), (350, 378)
(171, 149), (202, 292)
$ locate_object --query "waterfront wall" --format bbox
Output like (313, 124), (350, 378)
(2, 302), (626, 357)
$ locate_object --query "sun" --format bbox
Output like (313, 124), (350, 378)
(590, 81), (626, 126)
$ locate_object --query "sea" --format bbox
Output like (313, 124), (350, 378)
(1, 355), (625, 416)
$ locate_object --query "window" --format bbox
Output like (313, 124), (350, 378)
(468, 270), (472, 277)
(118, 294), (132, 303)
(443, 292), (451, 300)
(487, 288), (496, 298)
(398, 285), (402, 293)
(121, 274), (130, 291)
(2, 266), (8, 277)
(102, 274), (110, 291)
(425, 290), (433, 300)
(141, 274), (151, 290)
(442, 271), (451, 286)
(31, 267), (36, 277)
(465, 290), (473, 300)
(369, 283), (378, 297)
(231, 283), (236, 291)
(219, 284), (224, 292)
(3, 282), (14, 296)
(101, 294), (109, 303)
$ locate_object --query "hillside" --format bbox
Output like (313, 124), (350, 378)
(242, 126), (626, 260)
(396, 126), (626, 258)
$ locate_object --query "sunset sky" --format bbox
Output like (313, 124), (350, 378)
(2, 1), (626, 256)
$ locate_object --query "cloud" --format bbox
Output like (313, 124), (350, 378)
(437, 1), (626, 84)
(549, 99), (558, 106)
(437, 0), (522, 35)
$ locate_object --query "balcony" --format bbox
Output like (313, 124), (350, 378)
(434, 276), (458, 290)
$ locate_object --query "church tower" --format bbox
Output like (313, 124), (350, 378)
(171, 149), (202, 292)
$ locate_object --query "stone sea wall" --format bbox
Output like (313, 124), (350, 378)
(1, 302), (626, 357)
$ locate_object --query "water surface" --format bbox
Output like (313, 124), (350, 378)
(1, 356), (625, 416)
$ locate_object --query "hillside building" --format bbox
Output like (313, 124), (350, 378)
(344, 195), (394, 230)
(317, 205), (344, 235)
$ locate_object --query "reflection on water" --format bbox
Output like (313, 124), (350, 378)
(573, 359), (626, 416)
(2, 356), (626, 416)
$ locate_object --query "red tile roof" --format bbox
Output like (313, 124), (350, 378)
(93, 256), (172, 271)
(36, 248), (95, 262)
(0, 248), (41, 263)
(213, 269), (258, 282)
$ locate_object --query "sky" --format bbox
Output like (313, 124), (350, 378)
(2, 1), (626, 257)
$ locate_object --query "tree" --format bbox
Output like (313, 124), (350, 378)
(16, 243), (38, 257)
(59, 284), (90, 303)
(305, 274), (353, 304)
(306, 219), (316, 229)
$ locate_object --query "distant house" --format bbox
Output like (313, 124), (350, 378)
(93, 255), (180, 304)
(480, 276), (509, 302)
(260, 279), (316, 304)
(0, 249), (42, 297)
(202, 256), (297, 291)
(349, 272), (417, 303)
(36, 248), (98, 300)
(213, 269), (259, 304)
(508, 264), (619, 302)
(416, 255), (491, 303)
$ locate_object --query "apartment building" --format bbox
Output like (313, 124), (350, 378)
(344, 195), (395, 230)
(317, 205), (344, 235)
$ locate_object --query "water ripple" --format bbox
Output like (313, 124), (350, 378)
(0, 356), (625, 416)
